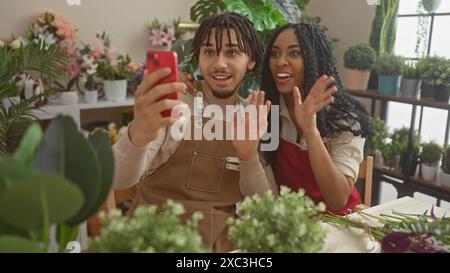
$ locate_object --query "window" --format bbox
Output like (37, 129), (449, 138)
(388, 0), (450, 146)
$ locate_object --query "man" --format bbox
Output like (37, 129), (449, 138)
(113, 12), (277, 252)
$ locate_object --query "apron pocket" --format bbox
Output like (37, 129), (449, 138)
(186, 151), (225, 193)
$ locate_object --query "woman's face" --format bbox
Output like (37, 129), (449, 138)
(269, 28), (304, 94)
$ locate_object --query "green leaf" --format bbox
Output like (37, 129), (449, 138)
(85, 130), (115, 219)
(0, 173), (84, 230)
(224, 0), (288, 31)
(33, 116), (102, 225)
(12, 123), (43, 165)
(0, 235), (43, 253)
(0, 157), (35, 192)
(190, 0), (226, 23)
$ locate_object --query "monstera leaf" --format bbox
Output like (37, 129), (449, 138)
(224, 0), (288, 31)
(190, 0), (226, 23)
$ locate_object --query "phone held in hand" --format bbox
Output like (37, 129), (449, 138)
(146, 50), (179, 117)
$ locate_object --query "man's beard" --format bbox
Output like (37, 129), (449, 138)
(211, 89), (235, 99)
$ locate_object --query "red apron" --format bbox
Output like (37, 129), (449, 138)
(274, 138), (361, 215)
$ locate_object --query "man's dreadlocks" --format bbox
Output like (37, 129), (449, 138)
(190, 12), (263, 66)
(261, 23), (371, 165)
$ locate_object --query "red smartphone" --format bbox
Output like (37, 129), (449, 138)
(146, 50), (179, 117)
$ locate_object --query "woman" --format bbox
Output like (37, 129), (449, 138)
(261, 23), (371, 215)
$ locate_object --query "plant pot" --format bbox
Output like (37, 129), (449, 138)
(344, 69), (371, 91)
(440, 171), (450, 187)
(103, 80), (127, 102)
(420, 83), (434, 99)
(60, 91), (79, 105)
(368, 71), (378, 89)
(378, 75), (401, 96)
(422, 0), (442, 13)
(84, 90), (98, 104)
(433, 84), (450, 102)
(400, 78), (420, 98)
(421, 163), (438, 181)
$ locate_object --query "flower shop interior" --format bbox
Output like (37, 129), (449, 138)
(1, 0), (449, 254)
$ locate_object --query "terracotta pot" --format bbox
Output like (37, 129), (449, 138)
(344, 68), (371, 91)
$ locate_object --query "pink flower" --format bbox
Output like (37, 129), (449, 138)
(161, 25), (176, 48)
(89, 49), (102, 60)
(49, 11), (77, 42)
(128, 63), (141, 73)
(107, 47), (119, 66)
(93, 37), (105, 53)
(149, 27), (163, 46)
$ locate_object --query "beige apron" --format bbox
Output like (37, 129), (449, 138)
(128, 102), (242, 252)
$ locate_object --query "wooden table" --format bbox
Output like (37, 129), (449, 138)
(322, 197), (449, 253)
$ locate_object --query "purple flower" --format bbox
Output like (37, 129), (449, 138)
(382, 232), (448, 253)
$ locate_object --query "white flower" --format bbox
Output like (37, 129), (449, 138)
(82, 55), (98, 75)
(0, 39), (4, 48)
(10, 38), (23, 49)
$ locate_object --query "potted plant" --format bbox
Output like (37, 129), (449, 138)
(91, 32), (132, 102)
(421, 57), (450, 102)
(98, 55), (132, 102)
(78, 54), (99, 104)
(375, 54), (404, 96)
(419, 56), (441, 99)
(0, 116), (114, 252)
(89, 200), (208, 253)
(367, 118), (390, 168)
(391, 127), (421, 175)
(55, 63), (80, 105)
(440, 147), (450, 187)
(344, 44), (377, 91)
(400, 62), (421, 98)
(227, 187), (326, 253)
(419, 140), (443, 181)
(381, 137), (402, 171)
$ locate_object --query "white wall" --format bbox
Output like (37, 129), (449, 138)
(305, 0), (376, 73)
(0, 0), (197, 63)
(306, 0), (377, 114)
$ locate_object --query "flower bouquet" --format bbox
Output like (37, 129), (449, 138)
(323, 207), (450, 253)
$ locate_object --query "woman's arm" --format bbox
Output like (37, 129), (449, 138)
(304, 130), (353, 211)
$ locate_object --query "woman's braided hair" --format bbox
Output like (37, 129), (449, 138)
(261, 23), (371, 165)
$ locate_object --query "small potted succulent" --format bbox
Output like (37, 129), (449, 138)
(440, 147), (450, 187)
(419, 140), (443, 181)
(400, 62), (421, 98)
(344, 44), (377, 91)
(375, 54), (404, 96)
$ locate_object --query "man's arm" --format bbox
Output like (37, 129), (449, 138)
(112, 124), (166, 190)
(239, 153), (278, 197)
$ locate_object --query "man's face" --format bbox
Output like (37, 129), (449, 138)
(198, 28), (255, 99)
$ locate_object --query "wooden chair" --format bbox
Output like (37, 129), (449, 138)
(356, 155), (374, 208)
(105, 186), (137, 212)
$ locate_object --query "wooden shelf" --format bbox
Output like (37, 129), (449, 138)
(374, 167), (450, 194)
(347, 89), (450, 110)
